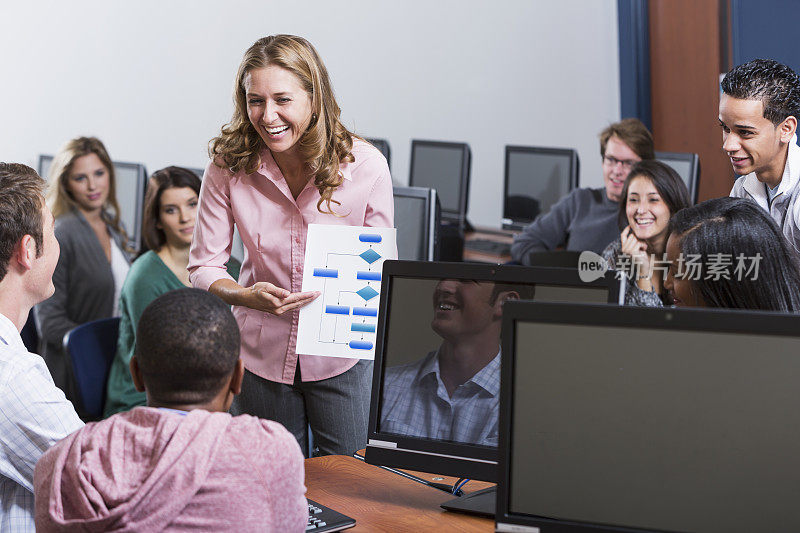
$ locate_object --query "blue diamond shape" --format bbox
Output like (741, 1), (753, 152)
(360, 249), (381, 264)
(356, 285), (379, 301)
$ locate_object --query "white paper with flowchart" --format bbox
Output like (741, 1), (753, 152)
(296, 224), (397, 359)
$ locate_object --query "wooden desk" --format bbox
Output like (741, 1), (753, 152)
(305, 455), (494, 532)
(463, 227), (516, 264)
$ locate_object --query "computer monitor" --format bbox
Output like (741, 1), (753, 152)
(366, 261), (622, 515)
(498, 302), (800, 533)
(655, 150), (700, 204)
(393, 186), (440, 261)
(39, 154), (148, 251)
(502, 146), (579, 231)
(408, 140), (471, 229)
(366, 138), (391, 168)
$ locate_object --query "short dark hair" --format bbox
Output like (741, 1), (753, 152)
(668, 197), (800, 312)
(0, 163), (45, 282)
(721, 59), (800, 125)
(599, 118), (655, 161)
(135, 288), (241, 404)
(142, 166), (201, 251)
(617, 160), (692, 230)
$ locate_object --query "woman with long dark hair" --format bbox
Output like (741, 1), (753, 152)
(104, 167), (240, 417)
(664, 197), (800, 311)
(601, 160), (691, 306)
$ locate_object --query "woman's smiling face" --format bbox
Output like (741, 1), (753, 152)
(625, 176), (671, 244)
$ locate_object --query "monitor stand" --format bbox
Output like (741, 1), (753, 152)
(440, 486), (496, 517)
(438, 221), (465, 262)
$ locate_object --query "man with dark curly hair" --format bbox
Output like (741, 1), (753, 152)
(721, 58), (800, 251)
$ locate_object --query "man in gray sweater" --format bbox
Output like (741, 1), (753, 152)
(511, 118), (655, 262)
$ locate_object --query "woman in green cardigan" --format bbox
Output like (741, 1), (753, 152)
(103, 166), (240, 417)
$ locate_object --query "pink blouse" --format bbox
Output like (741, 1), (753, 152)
(189, 139), (394, 384)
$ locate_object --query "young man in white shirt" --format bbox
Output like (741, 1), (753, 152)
(0, 163), (83, 532)
(721, 58), (800, 252)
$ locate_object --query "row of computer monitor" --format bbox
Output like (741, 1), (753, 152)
(38, 154), (438, 264)
(371, 137), (701, 233)
(38, 140), (697, 264)
(366, 259), (799, 532)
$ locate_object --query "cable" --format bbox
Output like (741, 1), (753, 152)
(352, 452), (464, 496)
(455, 478), (471, 493)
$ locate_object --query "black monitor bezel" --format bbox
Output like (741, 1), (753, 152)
(366, 261), (621, 482)
(496, 301), (800, 532)
(38, 154), (148, 251)
(655, 150), (700, 204)
(392, 186), (440, 261)
(503, 145), (579, 227)
(408, 139), (471, 228)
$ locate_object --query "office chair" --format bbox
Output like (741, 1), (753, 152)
(63, 317), (120, 420)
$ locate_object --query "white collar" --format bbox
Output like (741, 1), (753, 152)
(0, 312), (24, 351)
(742, 134), (800, 202)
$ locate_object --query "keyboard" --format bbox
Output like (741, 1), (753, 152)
(464, 238), (512, 256)
(306, 499), (356, 532)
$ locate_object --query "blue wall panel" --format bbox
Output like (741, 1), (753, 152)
(617, 0), (651, 129)
(732, 0), (800, 71)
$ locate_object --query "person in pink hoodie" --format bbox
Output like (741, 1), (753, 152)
(33, 288), (308, 532)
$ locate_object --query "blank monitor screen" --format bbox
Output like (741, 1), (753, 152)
(394, 194), (430, 261)
(504, 147), (576, 224)
(509, 312), (800, 533)
(410, 143), (466, 216)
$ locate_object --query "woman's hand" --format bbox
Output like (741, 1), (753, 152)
(209, 278), (320, 315)
(246, 282), (320, 315)
(620, 226), (652, 283)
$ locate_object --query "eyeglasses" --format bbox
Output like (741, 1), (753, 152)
(603, 155), (639, 170)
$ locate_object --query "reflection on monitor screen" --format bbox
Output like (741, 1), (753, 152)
(380, 278), (536, 447)
(368, 262), (619, 491)
(410, 144), (466, 214)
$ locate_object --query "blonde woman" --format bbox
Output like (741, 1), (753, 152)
(36, 137), (131, 410)
(189, 35), (394, 456)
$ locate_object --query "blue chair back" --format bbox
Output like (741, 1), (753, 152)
(63, 317), (120, 419)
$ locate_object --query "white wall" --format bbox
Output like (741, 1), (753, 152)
(0, 0), (620, 227)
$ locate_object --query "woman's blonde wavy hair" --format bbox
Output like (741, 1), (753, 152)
(209, 34), (357, 214)
(46, 136), (131, 250)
